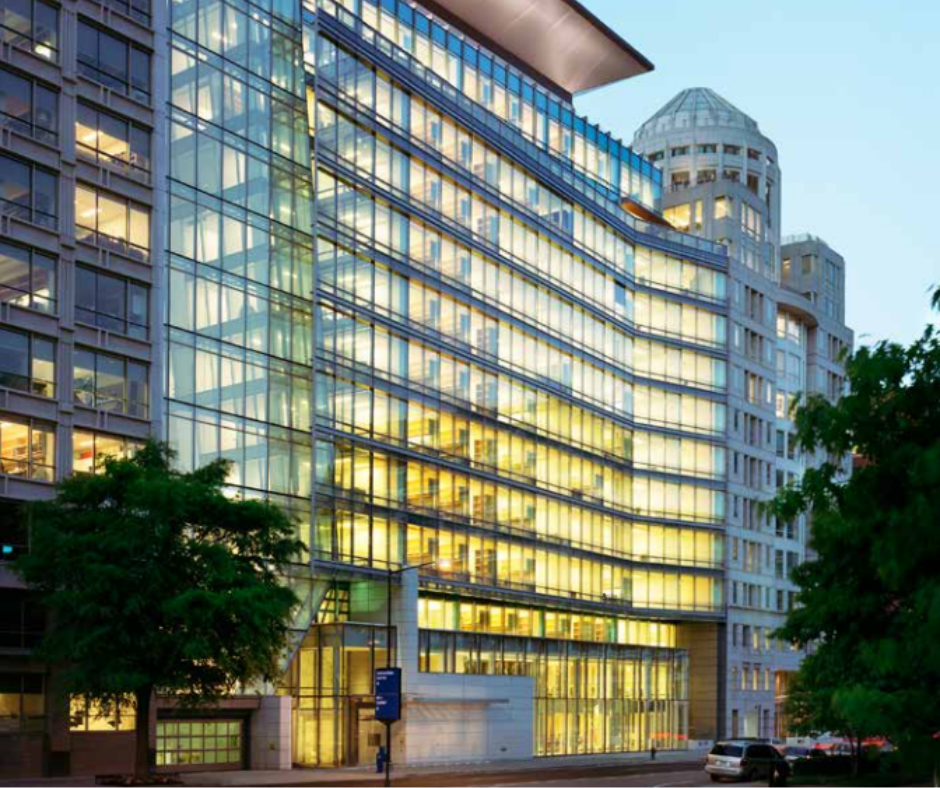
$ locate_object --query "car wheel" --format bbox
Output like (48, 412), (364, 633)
(710, 776), (721, 783)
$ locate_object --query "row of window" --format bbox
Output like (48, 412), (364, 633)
(651, 144), (767, 162)
(320, 302), (724, 438)
(0, 325), (150, 417)
(0, 62), (152, 174)
(318, 301), (725, 435)
(323, 439), (725, 531)
(319, 457), (723, 573)
(322, 372), (725, 482)
(417, 629), (686, 700)
(0, 419), (143, 482)
(0, 241), (149, 341)
(417, 595), (677, 648)
(316, 501), (721, 609)
(0, 152), (152, 266)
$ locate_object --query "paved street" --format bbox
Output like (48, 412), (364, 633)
(179, 760), (759, 788)
(498, 769), (762, 787)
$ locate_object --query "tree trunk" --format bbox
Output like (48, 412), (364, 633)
(134, 688), (153, 782)
(853, 735), (862, 776)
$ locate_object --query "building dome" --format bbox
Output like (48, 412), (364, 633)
(634, 87), (761, 141)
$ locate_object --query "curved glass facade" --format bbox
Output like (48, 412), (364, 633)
(163, 0), (730, 765)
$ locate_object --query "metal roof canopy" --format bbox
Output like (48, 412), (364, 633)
(420, 0), (654, 100)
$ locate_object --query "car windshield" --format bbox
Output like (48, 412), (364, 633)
(711, 744), (744, 757)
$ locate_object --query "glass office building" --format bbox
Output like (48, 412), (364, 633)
(282, 0), (729, 766)
(0, 0), (732, 774)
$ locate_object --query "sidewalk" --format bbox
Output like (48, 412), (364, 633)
(179, 750), (705, 787)
(0, 751), (706, 788)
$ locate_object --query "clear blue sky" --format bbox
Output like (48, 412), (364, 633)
(575, 0), (939, 346)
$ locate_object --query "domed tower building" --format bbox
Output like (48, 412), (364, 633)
(634, 89), (792, 741)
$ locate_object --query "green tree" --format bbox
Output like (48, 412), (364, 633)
(16, 442), (304, 780)
(773, 289), (940, 776)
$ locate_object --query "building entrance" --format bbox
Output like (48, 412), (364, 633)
(349, 698), (384, 766)
(282, 622), (392, 767)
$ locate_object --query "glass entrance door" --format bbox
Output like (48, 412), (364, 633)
(348, 698), (383, 766)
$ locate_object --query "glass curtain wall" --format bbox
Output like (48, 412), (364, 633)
(307, 24), (727, 612)
(417, 629), (689, 756)
(165, 0), (315, 544)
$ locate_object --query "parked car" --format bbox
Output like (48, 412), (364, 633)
(782, 745), (811, 763)
(705, 740), (790, 783)
(813, 741), (855, 757)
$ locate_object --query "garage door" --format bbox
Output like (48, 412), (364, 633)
(156, 719), (245, 771)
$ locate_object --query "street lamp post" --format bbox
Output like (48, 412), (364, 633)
(381, 560), (437, 788)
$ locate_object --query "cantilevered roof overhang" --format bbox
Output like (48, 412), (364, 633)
(420, 0), (654, 99)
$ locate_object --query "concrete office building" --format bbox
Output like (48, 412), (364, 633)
(633, 88), (852, 741)
(0, 0), (736, 776)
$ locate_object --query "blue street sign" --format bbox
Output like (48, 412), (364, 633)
(374, 667), (402, 722)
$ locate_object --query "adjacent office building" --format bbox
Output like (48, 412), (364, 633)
(633, 88), (852, 741)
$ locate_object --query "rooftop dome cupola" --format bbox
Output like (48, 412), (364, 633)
(634, 87), (761, 140)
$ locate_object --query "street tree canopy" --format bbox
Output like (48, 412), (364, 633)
(16, 442), (305, 780)
(774, 288), (940, 771)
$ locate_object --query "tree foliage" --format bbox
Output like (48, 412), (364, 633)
(16, 442), (305, 779)
(773, 288), (940, 772)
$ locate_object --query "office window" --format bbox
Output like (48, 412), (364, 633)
(714, 196), (731, 220)
(0, 0), (57, 60)
(76, 103), (151, 175)
(0, 240), (55, 313)
(0, 66), (57, 143)
(0, 327), (55, 396)
(0, 416), (55, 481)
(663, 203), (691, 232)
(0, 152), (57, 228)
(103, 0), (150, 24)
(72, 429), (143, 474)
(0, 673), (44, 733)
(77, 22), (151, 102)
(75, 266), (149, 339)
(69, 696), (135, 731)
(75, 184), (150, 261)
(73, 348), (149, 417)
